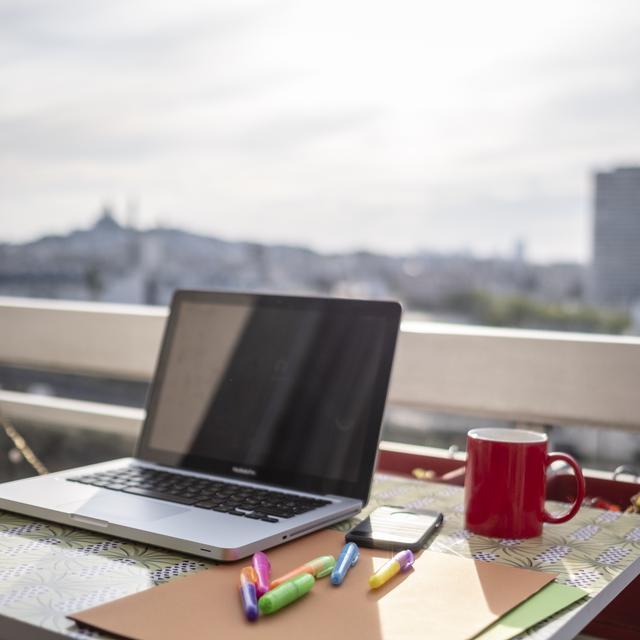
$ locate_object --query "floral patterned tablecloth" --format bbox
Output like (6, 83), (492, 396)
(1, 475), (639, 639)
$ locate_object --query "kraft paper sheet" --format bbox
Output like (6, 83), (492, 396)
(69, 529), (556, 640)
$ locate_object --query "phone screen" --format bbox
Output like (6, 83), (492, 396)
(346, 506), (443, 551)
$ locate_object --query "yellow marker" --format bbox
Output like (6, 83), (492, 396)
(368, 550), (415, 589)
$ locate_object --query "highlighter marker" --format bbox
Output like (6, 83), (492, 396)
(368, 549), (414, 589)
(331, 542), (359, 585)
(259, 573), (315, 615)
(252, 551), (271, 597)
(239, 566), (259, 621)
(270, 555), (335, 589)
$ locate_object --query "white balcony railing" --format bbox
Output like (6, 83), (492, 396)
(1, 296), (640, 437)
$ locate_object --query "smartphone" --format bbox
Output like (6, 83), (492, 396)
(345, 506), (443, 551)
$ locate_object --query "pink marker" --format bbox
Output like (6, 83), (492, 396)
(252, 551), (271, 597)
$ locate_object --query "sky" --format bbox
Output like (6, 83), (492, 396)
(1, 0), (639, 262)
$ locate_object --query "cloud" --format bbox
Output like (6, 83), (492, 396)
(1, 0), (639, 262)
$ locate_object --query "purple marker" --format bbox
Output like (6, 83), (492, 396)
(252, 551), (271, 597)
(239, 566), (259, 621)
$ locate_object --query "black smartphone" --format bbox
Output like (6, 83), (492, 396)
(345, 506), (443, 551)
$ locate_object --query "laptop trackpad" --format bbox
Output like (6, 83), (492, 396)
(62, 492), (188, 524)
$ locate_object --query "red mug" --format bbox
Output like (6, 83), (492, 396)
(464, 428), (586, 538)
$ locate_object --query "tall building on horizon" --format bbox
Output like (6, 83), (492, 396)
(590, 166), (640, 307)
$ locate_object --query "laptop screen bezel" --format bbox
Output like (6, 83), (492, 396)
(135, 289), (401, 503)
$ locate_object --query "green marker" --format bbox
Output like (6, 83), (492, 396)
(258, 573), (315, 615)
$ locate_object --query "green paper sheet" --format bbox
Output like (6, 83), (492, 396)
(473, 582), (588, 640)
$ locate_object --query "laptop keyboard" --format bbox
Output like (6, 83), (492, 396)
(67, 466), (331, 523)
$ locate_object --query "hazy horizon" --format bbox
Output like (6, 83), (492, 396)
(2, 207), (593, 267)
(2, 1), (639, 262)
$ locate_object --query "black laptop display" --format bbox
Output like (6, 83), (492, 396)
(138, 291), (401, 502)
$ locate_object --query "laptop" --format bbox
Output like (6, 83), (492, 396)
(0, 290), (401, 561)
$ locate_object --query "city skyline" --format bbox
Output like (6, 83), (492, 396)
(0, 205), (580, 267)
(2, 1), (640, 262)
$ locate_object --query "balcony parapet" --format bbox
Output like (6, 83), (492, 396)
(1, 296), (639, 434)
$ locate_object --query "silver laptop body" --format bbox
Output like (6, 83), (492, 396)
(0, 290), (401, 561)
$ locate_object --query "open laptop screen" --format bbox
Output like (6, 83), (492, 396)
(137, 291), (401, 502)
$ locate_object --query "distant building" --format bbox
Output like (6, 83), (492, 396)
(94, 206), (121, 232)
(591, 167), (640, 306)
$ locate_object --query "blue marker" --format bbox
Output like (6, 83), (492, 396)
(331, 542), (359, 585)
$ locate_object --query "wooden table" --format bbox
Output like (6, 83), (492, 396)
(0, 475), (639, 639)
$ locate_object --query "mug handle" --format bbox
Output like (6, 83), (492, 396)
(542, 452), (586, 524)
